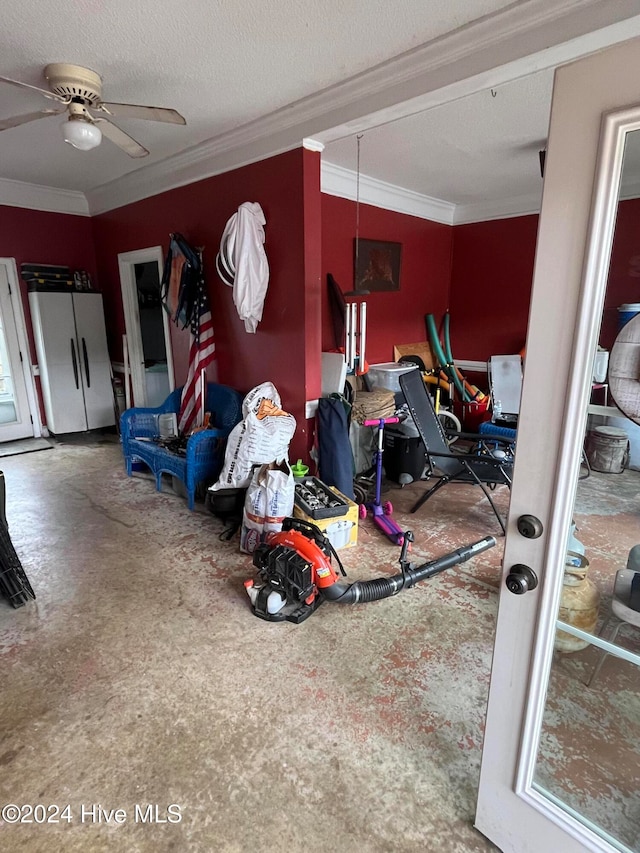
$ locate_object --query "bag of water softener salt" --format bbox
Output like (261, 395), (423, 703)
(240, 460), (295, 554)
(210, 382), (296, 491)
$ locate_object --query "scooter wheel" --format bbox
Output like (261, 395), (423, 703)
(358, 504), (367, 520)
(383, 501), (393, 515)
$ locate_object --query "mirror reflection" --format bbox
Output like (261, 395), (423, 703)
(533, 129), (640, 850)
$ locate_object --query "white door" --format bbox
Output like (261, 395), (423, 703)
(72, 293), (115, 429)
(476, 38), (640, 853)
(30, 291), (87, 434)
(118, 247), (174, 408)
(0, 265), (34, 441)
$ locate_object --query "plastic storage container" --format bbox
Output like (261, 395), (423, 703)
(294, 476), (349, 519)
(293, 486), (359, 550)
(367, 362), (419, 393)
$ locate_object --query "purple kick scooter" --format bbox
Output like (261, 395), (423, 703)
(359, 417), (405, 546)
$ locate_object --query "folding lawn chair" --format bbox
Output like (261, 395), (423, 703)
(399, 369), (515, 534)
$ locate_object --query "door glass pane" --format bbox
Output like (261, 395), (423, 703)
(534, 642), (640, 851)
(134, 261), (169, 407)
(532, 128), (640, 852)
(0, 315), (18, 425)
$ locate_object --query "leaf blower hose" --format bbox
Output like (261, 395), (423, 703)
(323, 531), (496, 604)
(248, 517), (497, 622)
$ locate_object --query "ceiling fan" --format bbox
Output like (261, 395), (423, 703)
(0, 63), (186, 158)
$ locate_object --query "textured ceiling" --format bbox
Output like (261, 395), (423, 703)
(323, 68), (555, 209)
(0, 0), (515, 191)
(0, 0), (640, 209)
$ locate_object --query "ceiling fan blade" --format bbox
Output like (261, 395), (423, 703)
(0, 75), (67, 103)
(0, 108), (62, 132)
(96, 118), (149, 158)
(97, 102), (186, 125)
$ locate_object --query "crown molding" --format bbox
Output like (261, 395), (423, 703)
(317, 10), (640, 146)
(0, 177), (89, 216)
(86, 138), (305, 215)
(322, 161), (455, 225)
(321, 161), (542, 225)
(303, 138), (325, 153)
(454, 191), (542, 224)
(85, 0), (640, 215)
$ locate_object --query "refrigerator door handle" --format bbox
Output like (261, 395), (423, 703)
(70, 339), (79, 389)
(82, 337), (90, 388)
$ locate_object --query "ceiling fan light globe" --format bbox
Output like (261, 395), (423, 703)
(62, 117), (102, 151)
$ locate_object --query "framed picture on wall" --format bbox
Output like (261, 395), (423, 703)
(354, 238), (402, 292)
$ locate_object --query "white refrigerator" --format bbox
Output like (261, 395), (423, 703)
(29, 287), (115, 434)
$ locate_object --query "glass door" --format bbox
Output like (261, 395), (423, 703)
(0, 264), (34, 442)
(118, 247), (174, 408)
(134, 261), (170, 407)
(476, 37), (640, 853)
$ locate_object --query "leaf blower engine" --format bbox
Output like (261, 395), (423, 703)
(246, 517), (496, 623)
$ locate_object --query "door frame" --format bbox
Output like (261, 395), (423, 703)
(0, 258), (41, 439)
(117, 246), (174, 408)
(476, 38), (640, 853)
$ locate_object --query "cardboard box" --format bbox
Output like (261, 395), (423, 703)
(293, 486), (359, 550)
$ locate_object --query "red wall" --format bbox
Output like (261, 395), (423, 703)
(91, 148), (321, 460)
(0, 205), (98, 423)
(0, 205), (97, 364)
(10, 177), (637, 451)
(449, 215), (539, 362)
(603, 197), (640, 349)
(321, 195), (453, 365)
(446, 201), (640, 365)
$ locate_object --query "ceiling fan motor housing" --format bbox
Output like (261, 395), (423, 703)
(0, 62), (183, 158)
(44, 63), (102, 105)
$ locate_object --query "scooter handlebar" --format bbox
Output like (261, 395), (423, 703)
(362, 417), (400, 426)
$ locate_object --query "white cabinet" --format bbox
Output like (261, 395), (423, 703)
(28, 288), (115, 434)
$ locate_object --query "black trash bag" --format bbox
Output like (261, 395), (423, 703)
(206, 488), (247, 541)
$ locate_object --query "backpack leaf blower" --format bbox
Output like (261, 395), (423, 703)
(246, 517), (496, 623)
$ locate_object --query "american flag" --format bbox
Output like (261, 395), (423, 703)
(178, 264), (216, 435)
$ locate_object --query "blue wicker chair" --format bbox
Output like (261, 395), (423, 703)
(120, 383), (243, 510)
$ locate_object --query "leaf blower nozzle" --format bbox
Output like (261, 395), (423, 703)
(322, 534), (496, 604)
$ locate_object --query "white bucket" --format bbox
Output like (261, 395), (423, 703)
(587, 425), (629, 473)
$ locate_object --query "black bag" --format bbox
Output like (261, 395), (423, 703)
(317, 396), (354, 500)
(207, 488), (247, 541)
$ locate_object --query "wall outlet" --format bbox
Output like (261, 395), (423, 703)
(305, 399), (319, 419)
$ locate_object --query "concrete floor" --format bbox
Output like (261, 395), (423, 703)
(0, 438), (509, 852)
